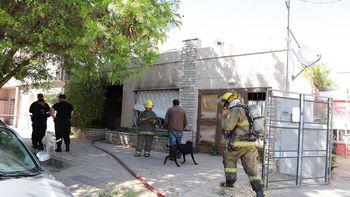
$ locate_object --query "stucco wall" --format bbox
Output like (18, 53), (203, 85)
(134, 63), (182, 90)
(0, 89), (9, 100)
(0, 89), (10, 115)
(195, 47), (286, 90)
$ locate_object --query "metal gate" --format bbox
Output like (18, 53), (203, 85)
(263, 89), (333, 189)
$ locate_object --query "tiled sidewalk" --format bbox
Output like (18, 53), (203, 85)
(15, 126), (350, 197)
(43, 140), (350, 197)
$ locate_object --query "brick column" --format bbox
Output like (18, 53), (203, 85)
(179, 38), (201, 142)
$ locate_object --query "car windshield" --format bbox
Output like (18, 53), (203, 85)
(0, 127), (41, 177)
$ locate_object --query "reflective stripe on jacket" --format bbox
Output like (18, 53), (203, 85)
(231, 141), (256, 147)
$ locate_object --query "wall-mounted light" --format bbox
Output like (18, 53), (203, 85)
(228, 79), (236, 85)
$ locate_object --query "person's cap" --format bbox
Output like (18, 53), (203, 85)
(37, 93), (44, 98)
(58, 94), (66, 99)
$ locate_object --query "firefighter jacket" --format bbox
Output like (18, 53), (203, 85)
(137, 110), (157, 135)
(222, 106), (256, 148)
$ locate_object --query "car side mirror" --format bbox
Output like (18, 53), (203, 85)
(36, 151), (51, 162)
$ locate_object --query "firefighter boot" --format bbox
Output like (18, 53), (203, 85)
(144, 151), (150, 157)
(55, 143), (62, 152)
(256, 188), (265, 197)
(134, 151), (141, 157)
(219, 181), (235, 191)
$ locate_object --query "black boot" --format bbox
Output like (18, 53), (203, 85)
(55, 143), (62, 152)
(38, 142), (44, 150)
(65, 144), (70, 152)
(32, 140), (38, 149)
(256, 188), (265, 197)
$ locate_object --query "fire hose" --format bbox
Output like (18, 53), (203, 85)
(91, 140), (165, 197)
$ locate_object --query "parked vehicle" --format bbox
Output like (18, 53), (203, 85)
(0, 123), (72, 196)
(0, 119), (5, 126)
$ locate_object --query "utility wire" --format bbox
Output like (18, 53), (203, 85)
(299, 0), (341, 4)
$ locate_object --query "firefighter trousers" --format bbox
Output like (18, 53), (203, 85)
(135, 134), (154, 155)
(223, 146), (264, 191)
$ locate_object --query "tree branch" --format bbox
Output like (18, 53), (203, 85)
(0, 64), (21, 88)
(1, 48), (18, 73)
(8, 1), (19, 15)
(130, 34), (148, 51)
(0, 52), (40, 88)
(0, 29), (4, 40)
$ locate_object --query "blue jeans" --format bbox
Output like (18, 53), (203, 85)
(168, 130), (183, 146)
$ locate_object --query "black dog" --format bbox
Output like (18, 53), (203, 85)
(164, 141), (198, 167)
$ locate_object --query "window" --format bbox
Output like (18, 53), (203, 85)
(9, 99), (15, 119)
(133, 90), (178, 129)
(248, 92), (266, 101)
(248, 92), (266, 117)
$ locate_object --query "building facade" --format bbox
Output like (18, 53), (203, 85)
(0, 79), (64, 131)
(121, 38), (314, 153)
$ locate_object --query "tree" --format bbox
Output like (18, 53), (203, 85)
(0, 0), (181, 88)
(65, 77), (105, 129)
(304, 63), (335, 91)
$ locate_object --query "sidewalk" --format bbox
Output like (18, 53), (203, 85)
(17, 130), (350, 197)
(31, 139), (251, 197)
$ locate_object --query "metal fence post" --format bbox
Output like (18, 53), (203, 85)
(325, 97), (333, 183)
(296, 94), (305, 185)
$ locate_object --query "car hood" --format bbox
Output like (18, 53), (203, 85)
(0, 172), (72, 197)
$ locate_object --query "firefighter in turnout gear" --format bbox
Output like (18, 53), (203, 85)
(219, 92), (266, 197)
(134, 100), (157, 157)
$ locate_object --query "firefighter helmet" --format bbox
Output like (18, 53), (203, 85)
(144, 100), (153, 109)
(221, 92), (238, 102)
(219, 92), (239, 108)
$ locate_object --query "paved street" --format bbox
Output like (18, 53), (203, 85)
(15, 128), (350, 197)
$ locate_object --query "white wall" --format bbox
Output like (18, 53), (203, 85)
(196, 47), (286, 90)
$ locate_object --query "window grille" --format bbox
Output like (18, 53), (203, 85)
(132, 90), (178, 129)
(9, 99), (15, 119)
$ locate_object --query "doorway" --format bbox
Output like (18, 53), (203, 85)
(196, 92), (222, 153)
(196, 88), (267, 154)
(103, 85), (123, 129)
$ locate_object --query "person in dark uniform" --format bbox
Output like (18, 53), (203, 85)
(29, 93), (50, 150)
(50, 94), (74, 152)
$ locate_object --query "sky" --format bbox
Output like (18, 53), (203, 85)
(160, 0), (350, 75)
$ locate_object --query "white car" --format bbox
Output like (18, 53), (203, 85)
(0, 122), (72, 197)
